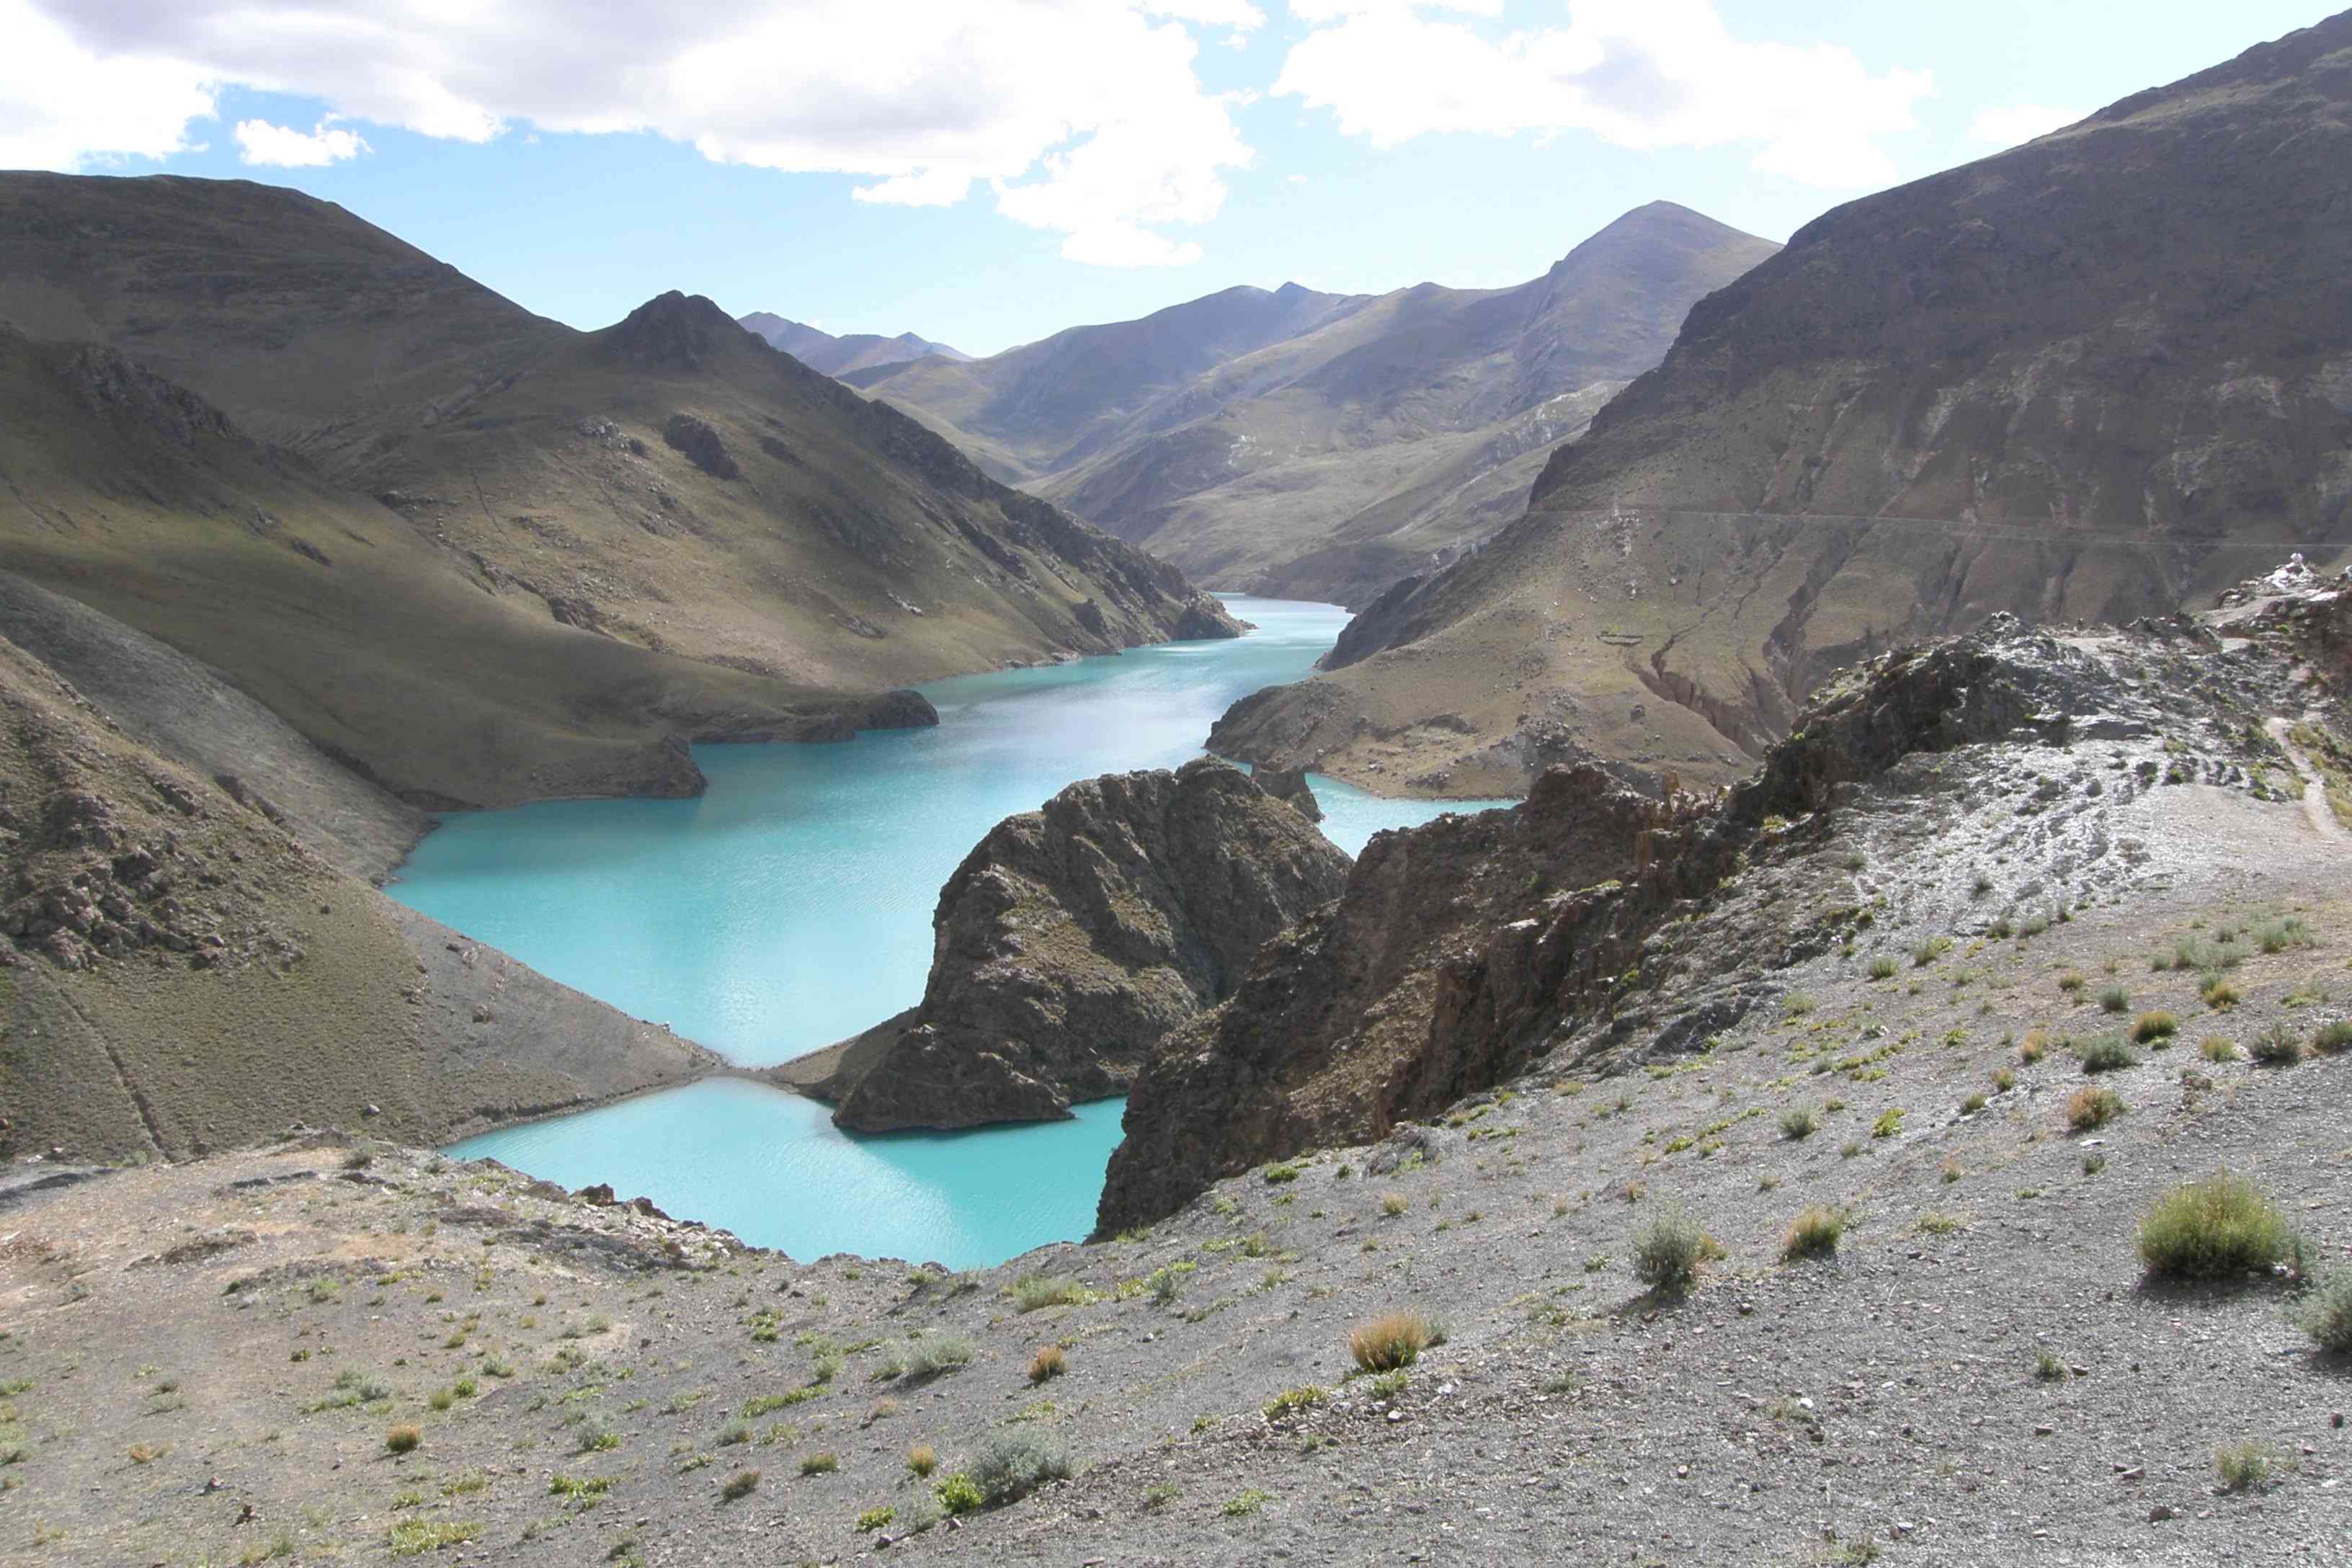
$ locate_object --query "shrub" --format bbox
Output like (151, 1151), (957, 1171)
(1781, 1206), (1845, 1262)
(1871, 1108), (1905, 1139)
(1778, 1107), (1817, 1141)
(2132, 1011), (2178, 1043)
(1783, 992), (1817, 1017)
(2294, 1270), (2352, 1352)
(1867, 956), (1899, 981)
(934, 1473), (986, 1515)
(1347, 1311), (1436, 1373)
(2214, 1440), (2281, 1492)
(857, 1506), (895, 1533)
(2202, 979), (2240, 1010)
(1960, 1091), (1987, 1114)
(1262, 1386), (1325, 1420)
(2079, 1035), (2137, 1074)
(895, 1335), (976, 1379)
(2137, 1173), (2291, 1279)
(907, 1443), (938, 1477)
(2066, 1086), (2124, 1131)
(721, 1469), (761, 1500)
(2255, 917), (2315, 954)
(1010, 1275), (1085, 1314)
(2098, 986), (2130, 1014)
(2201, 1035), (2239, 1063)
(2057, 971), (2085, 994)
(2313, 1020), (2352, 1056)
(1026, 1346), (1066, 1385)
(2018, 1030), (2049, 1064)
(385, 1426), (422, 1455)
(966, 1430), (1072, 1505)
(2250, 1021), (2304, 1066)
(1631, 1203), (1709, 1296)
(1379, 1193), (1409, 1217)
(798, 1452), (837, 1476)
(2034, 1348), (2067, 1382)
(1912, 937), (1952, 967)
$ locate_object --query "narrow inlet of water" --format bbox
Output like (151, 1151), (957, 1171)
(401, 599), (1509, 1267)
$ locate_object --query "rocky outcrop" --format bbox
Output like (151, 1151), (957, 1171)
(662, 412), (739, 479)
(825, 759), (1350, 1132)
(1099, 605), (2330, 1234)
(1253, 765), (1323, 822)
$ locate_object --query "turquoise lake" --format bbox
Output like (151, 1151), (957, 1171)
(407, 598), (1507, 1267)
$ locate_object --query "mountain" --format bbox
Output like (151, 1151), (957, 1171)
(0, 174), (1239, 809)
(851, 204), (1780, 605)
(0, 593), (716, 1164)
(737, 311), (969, 375)
(1213, 13), (2352, 799)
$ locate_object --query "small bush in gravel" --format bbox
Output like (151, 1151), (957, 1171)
(2079, 1035), (2137, 1074)
(1868, 956), (1899, 981)
(856, 1506), (895, 1533)
(1778, 1107), (1817, 1141)
(1871, 1108), (1905, 1139)
(2313, 1020), (2352, 1056)
(2214, 1440), (2283, 1492)
(1010, 1275), (1086, 1313)
(1960, 1090), (1988, 1113)
(2098, 986), (2130, 1014)
(2201, 1035), (2239, 1063)
(892, 1335), (976, 1379)
(1348, 1311), (1437, 1372)
(1912, 937), (1951, 966)
(2057, 972), (2085, 995)
(897, 1440), (938, 1477)
(721, 1469), (761, 1500)
(2132, 1011), (2178, 1044)
(2294, 1270), (2352, 1353)
(1780, 1206), (1845, 1262)
(1026, 1346), (1066, 1385)
(935, 1472), (985, 1515)
(1142, 1482), (1181, 1511)
(1380, 1193), (1409, 1217)
(1631, 1204), (1709, 1296)
(385, 1425), (422, 1455)
(1783, 992), (1817, 1017)
(798, 1452), (837, 1476)
(2138, 1174), (2291, 1279)
(2034, 1349), (2067, 1382)
(2067, 1085), (2124, 1131)
(2202, 979), (2240, 1010)
(2018, 1030), (2049, 1064)
(1262, 1386), (1326, 1420)
(967, 1431), (1072, 1505)
(2255, 917), (2315, 955)
(2250, 1021), (2304, 1066)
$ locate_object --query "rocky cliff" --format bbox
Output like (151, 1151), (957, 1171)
(820, 760), (1350, 1131)
(1100, 589), (2332, 1232)
(1214, 12), (2352, 799)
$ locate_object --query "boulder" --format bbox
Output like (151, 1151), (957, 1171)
(827, 759), (1350, 1132)
(1254, 765), (1323, 822)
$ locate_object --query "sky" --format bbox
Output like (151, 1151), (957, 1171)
(2, 1), (2336, 357)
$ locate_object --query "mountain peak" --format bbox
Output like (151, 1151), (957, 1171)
(597, 291), (754, 372)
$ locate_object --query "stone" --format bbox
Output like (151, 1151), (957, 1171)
(825, 759), (1349, 1133)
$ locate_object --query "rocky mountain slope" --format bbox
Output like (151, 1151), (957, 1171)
(0, 615), (717, 1166)
(0, 174), (1239, 808)
(737, 312), (968, 376)
(4, 574), (2347, 1564)
(1217, 12), (2352, 801)
(796, 760), (1349, 1132)
(1107, 569), (2351, 1230)
(854, 205), (1778, 606)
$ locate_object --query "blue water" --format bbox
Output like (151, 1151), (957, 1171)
(412, 598), (1510, 1266)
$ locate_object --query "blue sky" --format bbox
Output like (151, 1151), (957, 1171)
(4, 1), (2335, 355)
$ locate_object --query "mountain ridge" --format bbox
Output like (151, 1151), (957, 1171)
(738, 310), (969, 375)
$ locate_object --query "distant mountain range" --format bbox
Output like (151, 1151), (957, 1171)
(1212, 11), (2352, 799)
(848, 203), (1779, 606)
(736, 311), (969, 376)
(0, 174), (1236, 812)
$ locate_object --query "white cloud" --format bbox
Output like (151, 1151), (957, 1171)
(0, 0), (215, 171)
(1966, 103), (2082, 148)
(233, 117), (368, 166)
(1274, 0), (1931, 190)
(14, 0), (1255, 267)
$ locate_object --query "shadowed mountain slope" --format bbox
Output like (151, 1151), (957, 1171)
(855, 205), (1778, 605)
(1212, 14), (2352, 799)
(0, 174), (1239, 808)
